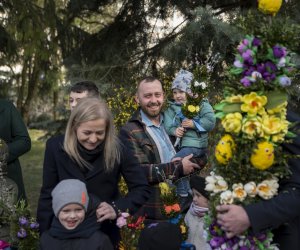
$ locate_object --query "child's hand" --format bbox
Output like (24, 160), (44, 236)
(175, 127), (185, 137)
(181, 119), (194, 128)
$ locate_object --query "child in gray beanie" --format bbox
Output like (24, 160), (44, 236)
(39, 179), (113, 250)
(164, 69), (216, 211)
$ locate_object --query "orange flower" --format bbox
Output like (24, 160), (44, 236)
(164, 205), (173, 214)
(172, 204), (181, 212)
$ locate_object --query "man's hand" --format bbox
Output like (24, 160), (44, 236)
(182, 154), (200, 175)
(216, 204), (251, 238)
(96, 202), (117, 222)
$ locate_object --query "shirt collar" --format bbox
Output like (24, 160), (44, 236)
(140, 110), (163, 127)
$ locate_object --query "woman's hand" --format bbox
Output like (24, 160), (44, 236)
(96, 202), (117, 222)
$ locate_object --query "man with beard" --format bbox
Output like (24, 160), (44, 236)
(119, 76), (207, 222)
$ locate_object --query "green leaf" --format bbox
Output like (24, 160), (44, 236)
(230, 67), (244, 75)
(214, 102), (227, 111)
(265, 90), (288, 109)
(215, 112), (226, 119)
(223, 103), (242, 113)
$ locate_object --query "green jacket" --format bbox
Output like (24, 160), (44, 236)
(164, 99), (216, 148)
(0, 99), (31, 200)
(119, 109), (207, 221)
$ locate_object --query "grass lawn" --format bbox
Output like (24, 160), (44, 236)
(19, 129), (46, 216)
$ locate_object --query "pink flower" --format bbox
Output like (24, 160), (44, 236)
(116, 212), (130, 228)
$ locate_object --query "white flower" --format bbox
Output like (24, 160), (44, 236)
(232, 183), (247, 201)
(249, 71), (262, 82)
(205, 174), (228, 193)
(244, 181), (257, 197)
(220, 190), (234, 204)
(257, 178), (279, 200)
(277, 57), (286, 68)
(194, 81), (207, 89)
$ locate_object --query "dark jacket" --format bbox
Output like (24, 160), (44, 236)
(37, 135), (150, 248)
(40, 196), (114, 250)
(245, 110), (300, 250)
(119, 109), (207, 221)
(0, 99), (31, 200)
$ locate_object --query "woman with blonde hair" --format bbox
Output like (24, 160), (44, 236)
(37, 98), (150, 249)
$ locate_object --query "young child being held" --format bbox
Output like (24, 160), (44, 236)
(39, 179), (113, 250)
(164, 69), (215, 208)
(184, 175), (211, 250)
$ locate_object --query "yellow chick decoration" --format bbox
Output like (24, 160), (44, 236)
(250, 141), (274, 170)
(258, 0), (282, 16)
(215, 134), (235, 165)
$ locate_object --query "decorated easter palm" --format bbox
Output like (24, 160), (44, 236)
(203, 3), (298, 250)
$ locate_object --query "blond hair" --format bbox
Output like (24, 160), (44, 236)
(64, 98), (120, 171)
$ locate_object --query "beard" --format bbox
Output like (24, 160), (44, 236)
(140, 103), (162, 119)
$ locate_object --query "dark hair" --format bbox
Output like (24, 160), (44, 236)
(137, 76), (163, 92)
(69, 81), (99, 97)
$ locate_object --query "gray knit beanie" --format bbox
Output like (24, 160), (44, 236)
(52, 179), (89, 217)
(171, 69), (193, 93)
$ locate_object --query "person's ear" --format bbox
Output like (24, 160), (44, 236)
(134, 94), (139, 105)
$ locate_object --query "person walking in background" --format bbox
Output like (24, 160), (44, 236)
(0, 99), (31, 201)
(184, 175), (211, 250)
(164, 69), (215, 210)
(119, 76), (207, 222)
(37, 98), (150, 249)
(40, 179), (113, 250)
(69, 81), (100, 110)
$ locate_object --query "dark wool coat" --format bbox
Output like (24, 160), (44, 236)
(0, 99), (31, 200)
(119, 109), (207, 221)
(245, 110), (300, 250)
(37, 135), (150, 248)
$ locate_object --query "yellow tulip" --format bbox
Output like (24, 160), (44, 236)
(241, 92), (267, 116)
(258, 0), (282, 16)
(242, 116), (264, 139)
(221, 113), (243, 133)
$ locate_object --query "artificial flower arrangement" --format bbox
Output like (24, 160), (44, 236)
(203, 14), (297, 250)
(158, 182), (188, 240)
(117, 212), (145, 250)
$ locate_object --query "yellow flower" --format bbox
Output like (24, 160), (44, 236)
(159, 182), (171, 196)
(267, 101), (287, 115)
(215, 134), (235, 165)
(187, 105), (197, 113)
(261, 114), (284, 135)
(241, 92), (267, 116)
(180, 224), (187, 234)
(258, 0), (282, 16)
(224, 95), (243, 103)
(250, 141), (274, 170)
(242, 116), (264, 139)
(221, 113), (243, 133)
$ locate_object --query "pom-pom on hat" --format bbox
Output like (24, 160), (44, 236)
(172, 69), (193, 93)
(138, 222), (182, 250)
(52, 179), (89, 217)
(190, 175), (210, 200)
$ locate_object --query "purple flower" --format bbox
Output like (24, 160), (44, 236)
(19, 216), (28, 226)
(210, 236), (225, 248)
(243, 66), (255, 76)
(30, 222), (39, 229)
(265, 61), (277, 73)
(209, 221), (222, 236)
(240, 247), (249, 250)
(263, 72), (276, 82)
(256, 63), (266, 75)
(273, 45), (287, 58)
(252, 37), (261, 47)
(241, 77), (251, 87)
(256, 233), (267, 241)
(278, 75), (291, 87)
(17, 228), (27, 239)
(242, 50), (253, 65)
